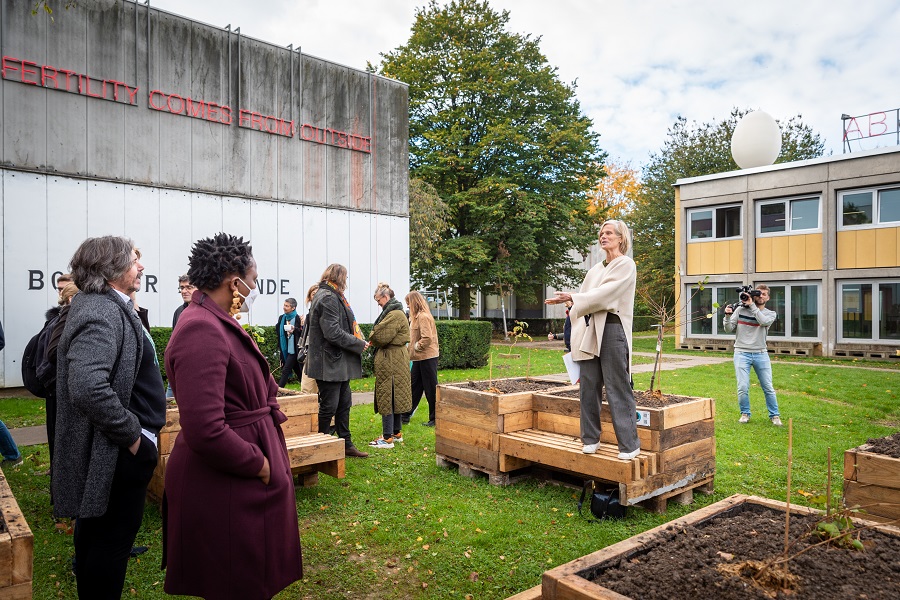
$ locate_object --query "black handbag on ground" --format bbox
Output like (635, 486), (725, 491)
(578, 480), (628, 520)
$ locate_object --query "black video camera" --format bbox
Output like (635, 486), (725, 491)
(729, 285), (762, 311)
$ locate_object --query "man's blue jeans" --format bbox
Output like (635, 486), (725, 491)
(0, 420), (21, 461)
(734, 351), (780, 418)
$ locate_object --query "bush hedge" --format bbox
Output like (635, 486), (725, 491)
(149, 319), (493, 383)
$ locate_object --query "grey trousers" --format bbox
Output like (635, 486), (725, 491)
(578, 319), (639, 453)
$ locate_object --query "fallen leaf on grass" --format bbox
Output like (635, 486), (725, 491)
(468, 572), (479, 582)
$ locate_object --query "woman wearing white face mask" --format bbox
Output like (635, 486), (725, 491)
(162, 233), (302, 600)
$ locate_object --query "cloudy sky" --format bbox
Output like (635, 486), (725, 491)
(153, 0), (900, 169)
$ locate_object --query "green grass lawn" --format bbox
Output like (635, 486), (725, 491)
(3, 358), (898, 599)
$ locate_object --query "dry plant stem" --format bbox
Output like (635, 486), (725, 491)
(785, 418), (793, 554)
(826, 447), (832, 517)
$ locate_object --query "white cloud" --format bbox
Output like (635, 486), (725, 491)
(152, 0), (900, 166)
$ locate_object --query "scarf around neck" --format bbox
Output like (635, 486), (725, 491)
(374, 297), (404, 326)
(323, 281), (365, 340)
(279, 310), (298, 355)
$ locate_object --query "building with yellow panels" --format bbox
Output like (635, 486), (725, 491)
(674, 146), (900, 359)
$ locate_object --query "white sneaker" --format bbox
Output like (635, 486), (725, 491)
(617, 448), (640, 460)
(582, 443), (598, 454)
(771, 416), (783, 426)
(738, 414), (750, 423)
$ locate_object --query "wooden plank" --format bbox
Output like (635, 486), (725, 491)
(0, 582), (32, 600)
(0, 532), (11, 587)
(657, 438), (715, 472)
(843, 480), (900, 520)
(657, 419), (715, 451)
(435, 420), (495, 451)
(555, 574), (631, 600)
(499, 431), (636, 482)
(0, 471), (33, 587)
(499, 453), (532, 472)
(532, 393), (581, 418)
(656, 398), (714, 429)
(277, 394), (319, 417)
(502, 410), (535, 433)
(439, 384), (534, 415)
(158, 430), (179, 456)
(437, 403), (502, 432)
(854, 451), (900, 489)
(621, 457), (715, 505)
(843, 449), (858, 481)
(281, 416), (315, 438)
(284, 434), (345, 468)
(435, 437), (500, 472)
(536, 412), (580, 437)
(599, 427), (658, 452)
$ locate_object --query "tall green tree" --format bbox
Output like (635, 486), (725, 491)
(408, 178), (449, 289)
(379, 0), (605, 317)
(631, 108), (824, 309)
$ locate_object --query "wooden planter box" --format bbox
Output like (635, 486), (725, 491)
(149, 393), (340, 500)
(844, 443), (900, 525)
(435, 378), (572, 475)
(0, 467), (33, 600)
(531, 494), (898, 600)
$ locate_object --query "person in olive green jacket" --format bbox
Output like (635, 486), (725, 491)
(404, 291), (440, 426)
(368, 283), (412, 449)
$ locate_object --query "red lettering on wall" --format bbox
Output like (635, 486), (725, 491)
(843, 117), (861, 141)
(20, 60), (39, 85)
(41, 65), (58, 88)
(1, 56), (19, 79)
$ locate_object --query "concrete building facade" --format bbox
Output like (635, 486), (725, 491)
(0, 0), (409, 387)
(674, 146), (900, 359)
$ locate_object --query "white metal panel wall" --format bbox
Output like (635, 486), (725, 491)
(3, 172), (49, 387)
(125, 185), (161, 323)
(0, 171), (409, 386)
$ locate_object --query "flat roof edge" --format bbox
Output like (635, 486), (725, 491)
(675, 145), (900, 186)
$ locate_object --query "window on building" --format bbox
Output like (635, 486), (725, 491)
(687, 282), (818, 339)
(838, 280), (900, 341)
(758, 197), (820, 235)
(840, 186), (900, 228)
(688, 205), (741, 240)
(763, 284), (819, 338)
(688, 284), (738, 336)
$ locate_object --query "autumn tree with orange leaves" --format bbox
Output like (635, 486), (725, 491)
(586, 160), (640, 224)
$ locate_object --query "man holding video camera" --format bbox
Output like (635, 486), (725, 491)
(723, 284), (782, 426)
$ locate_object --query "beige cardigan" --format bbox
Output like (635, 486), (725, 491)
(568, 255), (636, 370)
(408, 311), (439, 361)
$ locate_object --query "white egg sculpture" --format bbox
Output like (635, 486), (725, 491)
(731, 110), (782, 169)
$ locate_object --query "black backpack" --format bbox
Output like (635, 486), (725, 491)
(21, 315), (59, 398)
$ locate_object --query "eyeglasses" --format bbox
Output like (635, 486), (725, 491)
(178, 286), (196, 292)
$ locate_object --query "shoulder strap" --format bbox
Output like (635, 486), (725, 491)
(578, 480), (594, 520)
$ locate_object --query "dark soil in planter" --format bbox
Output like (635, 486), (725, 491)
(553, 388), (698, 407)
(460, 378), (564, 394)
(586, 503), (900, 599)
(865, 431), (900, 458)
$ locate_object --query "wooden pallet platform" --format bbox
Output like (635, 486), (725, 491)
(285, 433), (346, 487)
(435, 453), (531, 486)
(844, 444), (900, 525)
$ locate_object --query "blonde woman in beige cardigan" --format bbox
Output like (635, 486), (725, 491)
(403, 291), (440, 427)
(546, 220), (639, 460)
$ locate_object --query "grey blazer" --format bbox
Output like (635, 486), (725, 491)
(305, 285), (366, 382)
(52, 290), (144, 518)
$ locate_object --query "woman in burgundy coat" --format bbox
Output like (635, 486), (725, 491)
(163, 233), (302, 599)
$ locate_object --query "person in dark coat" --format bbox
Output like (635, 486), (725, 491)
(547, 300), (573, 352)
(305, 263), (369, 458)
(162, 233), (302, 600)
(53, 236), (166, 598)
(276, 297), (304, 387)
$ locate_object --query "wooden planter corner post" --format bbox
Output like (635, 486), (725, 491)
(0, 467), (33, 600)
(844, 443), (900, 525)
